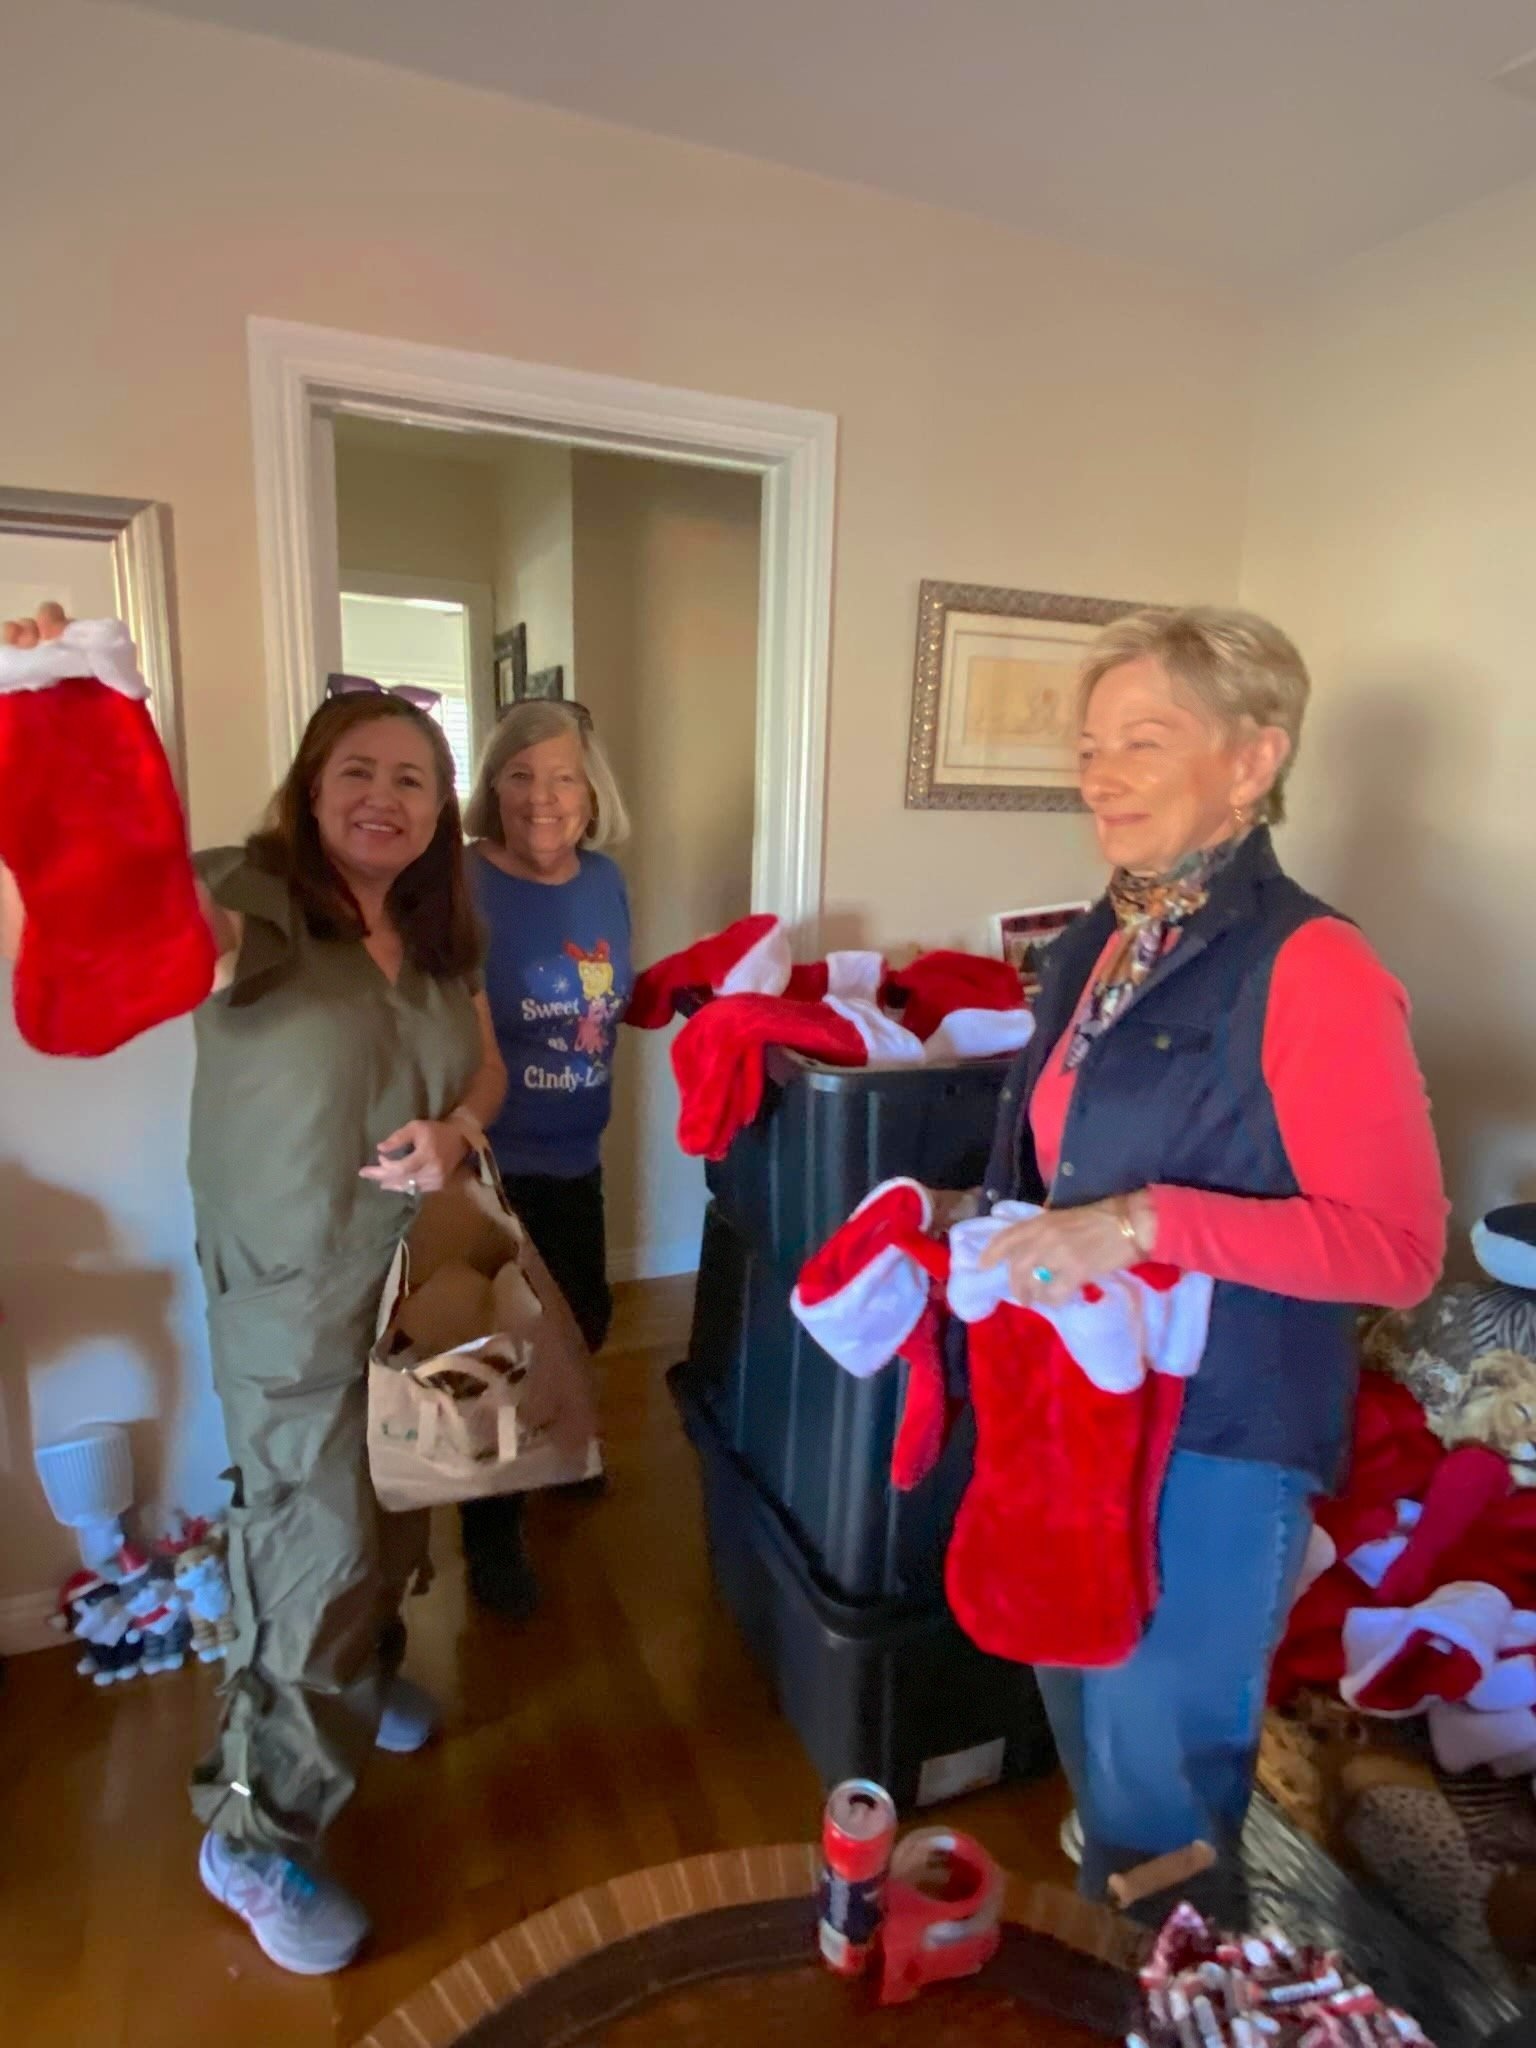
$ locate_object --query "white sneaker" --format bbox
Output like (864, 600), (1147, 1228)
(198, 1832), (369, 1975)
(1059, 1808), (1084, 1867)
(375, 1674), (440, 1755)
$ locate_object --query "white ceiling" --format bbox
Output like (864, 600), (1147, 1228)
(129, 0), (1536, 289)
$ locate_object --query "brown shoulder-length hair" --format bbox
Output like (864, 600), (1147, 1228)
(246, 694), (481, 980)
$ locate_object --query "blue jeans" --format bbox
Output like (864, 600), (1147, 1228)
(1035, 1450), (1314, 1902)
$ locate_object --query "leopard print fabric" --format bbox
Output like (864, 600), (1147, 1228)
(1343, 1783), (1514, 1991)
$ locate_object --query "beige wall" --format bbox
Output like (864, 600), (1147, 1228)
(335, 438), (500, 587)
(572, 453), (761, 1275)
(1242, 174), (1536, 1241)
(3, 0), (1254, 933)
(494, 441), (577, 692)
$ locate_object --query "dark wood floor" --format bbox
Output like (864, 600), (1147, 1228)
(0, 1277), (1071, 2046)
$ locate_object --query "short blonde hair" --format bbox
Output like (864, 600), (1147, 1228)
(1079, 606), (1310, 824)
(463, 700), (631, 850)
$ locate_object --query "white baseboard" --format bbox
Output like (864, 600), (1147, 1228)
(0, 1589), (63, 1657)
(610, 1240), (699, 1283)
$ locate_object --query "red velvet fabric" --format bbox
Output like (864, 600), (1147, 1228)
(944, 1297), (1187, 1668)
(1270, 1379), (1536, 1707)
(0, 677), (214, 1055)
(796, 1181), (931, 1306)
(1350, 1631), (1483, 1714)
(884, 949), (1025, 1042)
(890, 1296), (952, 1492)
(783, 960), (830, 1002)
(626, 912), (782, 1029)
(1269, 1564), (1355, 1702)
(670, 995), (866, 1159)
(1312, 1372), (1442, 1557)
(1435, 1489), (1536, 1606)
(1375, 1444), (1511, 1606)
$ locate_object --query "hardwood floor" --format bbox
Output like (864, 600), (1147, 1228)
(0, 1276), (1070, 2046)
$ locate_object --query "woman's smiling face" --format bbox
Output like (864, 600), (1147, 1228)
(310, 715), (443, 888)
(1077, 656), (1286, 875)
(494, 730), (592, 877)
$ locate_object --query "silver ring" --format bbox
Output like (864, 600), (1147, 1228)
(406, 1177), (420, 1198)
(1031, 1265), (1055, 1286)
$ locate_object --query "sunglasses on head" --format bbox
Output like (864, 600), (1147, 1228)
(501, 694), (594, 732)
(326, 672), (442, 713)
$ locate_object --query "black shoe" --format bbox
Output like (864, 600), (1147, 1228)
(466, 1547), (540, 1621)
(551, 1470), (609, 1501)
(459, 1493), (539, 1619)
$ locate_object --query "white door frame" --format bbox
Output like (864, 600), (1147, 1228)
(247, 316), (837, 937)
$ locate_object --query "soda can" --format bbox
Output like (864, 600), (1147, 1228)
(817, 1778), (897, 1976)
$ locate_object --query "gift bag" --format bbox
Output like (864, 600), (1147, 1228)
(367, 1144), (602, 1511)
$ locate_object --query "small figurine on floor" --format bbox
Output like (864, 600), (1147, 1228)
(174, 1532), (236, 1664)
(57, 1571), (142, 1685)
(118, 1544), (190, 1676)
(138, 1555), (193, 1674)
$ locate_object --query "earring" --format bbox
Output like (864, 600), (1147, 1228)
(1232, 805), (1248, 831)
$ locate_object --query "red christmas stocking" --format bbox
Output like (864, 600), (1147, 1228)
(670, 994), (868, 1159)
(1375, 1443), (1511, 1606)
(0, 620), (215, 1055)
(789, 1176), (958, 1488)
(945, 1299), (1187, 1668)
(883, 949), (1026, 1040)
(627, 913), (789, 1028)
(891, 1296), (955, 1491)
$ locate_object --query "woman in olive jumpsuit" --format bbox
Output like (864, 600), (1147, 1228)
(0, 620), (506, 1971)
(186, 692), (506, 1974)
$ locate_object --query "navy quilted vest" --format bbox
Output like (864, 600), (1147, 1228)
(979, 829), (1355, 1488)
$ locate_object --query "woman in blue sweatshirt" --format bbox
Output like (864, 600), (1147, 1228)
(460, 698), (633, 1612)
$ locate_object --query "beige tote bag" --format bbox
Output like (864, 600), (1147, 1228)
(367, 1144), (602, 1511)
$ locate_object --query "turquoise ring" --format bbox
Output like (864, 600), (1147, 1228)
(1031, 1265), (1055, 1286)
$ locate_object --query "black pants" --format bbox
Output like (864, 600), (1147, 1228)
(502, 1165), (612, 1353)
(459, 1166), (610, 1571)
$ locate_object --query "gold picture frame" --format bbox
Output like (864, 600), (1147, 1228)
(905, 579), (1150, 812)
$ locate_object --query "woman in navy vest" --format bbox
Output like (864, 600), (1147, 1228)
(968, 606), (1445, 1903)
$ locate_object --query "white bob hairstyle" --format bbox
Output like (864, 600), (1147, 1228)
(463, 699), (631, 850)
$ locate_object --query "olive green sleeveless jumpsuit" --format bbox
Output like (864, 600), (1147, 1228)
(187, 849), (480, 1856)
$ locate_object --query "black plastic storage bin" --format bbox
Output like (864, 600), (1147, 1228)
(703, 1044), (1009, 1272)
(686, 1047), (1011, 1603)
(672, 1361), (1054, 1811)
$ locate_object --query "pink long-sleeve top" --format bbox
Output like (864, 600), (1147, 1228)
(1028, 918), (1447, 1308)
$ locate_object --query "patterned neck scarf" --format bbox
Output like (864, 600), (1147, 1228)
(1064, 834), (1245, 1072)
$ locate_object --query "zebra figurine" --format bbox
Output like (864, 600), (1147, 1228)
(1468, 1206), (1536, 1356)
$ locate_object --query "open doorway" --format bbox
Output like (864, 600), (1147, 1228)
(248, 319), (836, 1287)
(329, 414), (763, 1282)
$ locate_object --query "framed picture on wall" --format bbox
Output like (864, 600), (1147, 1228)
(525, 665), (565, 702)
(493, 623), (527, 713)
(990, 901), (1091, 1002)
(906, 579), (1154, 812)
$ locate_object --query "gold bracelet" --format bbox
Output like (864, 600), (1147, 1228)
(1113, 1196), (1143, 1254)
